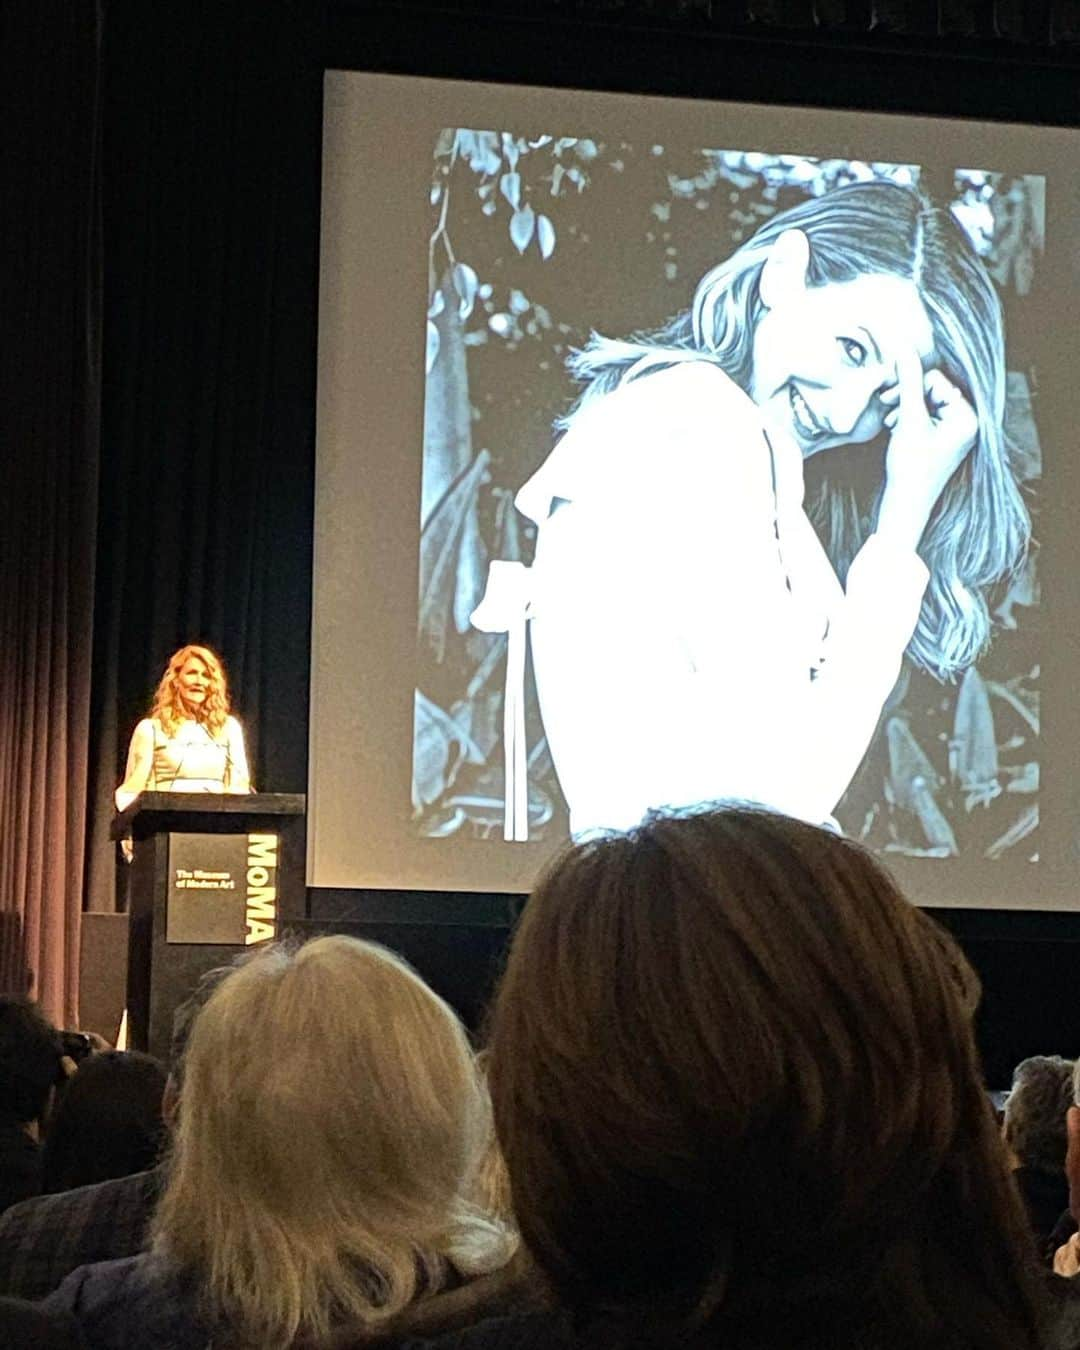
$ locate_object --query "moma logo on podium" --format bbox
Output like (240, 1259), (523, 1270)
(244, 834), (278, 944)
(167, 832), (279, 946)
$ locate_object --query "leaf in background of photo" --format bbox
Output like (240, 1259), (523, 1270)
(509, 204), (536, 254)
(986, 803), (1039, 860)
(492, 486), (524, 563)
(884, 842), (958, 858)
(1003, 761), (1039, 794)
(456, 129), (501, 177)
(985, 176), (1042, 297)
(951, 174), (995, 257)
(1003, 370), (1041, 481)
(418, 450), (491, 663)
(453, 490), (489, 636)
(450, 688), (502, 762)
(425, 321), (440, 375)
(422, 273), (474, 528)
(412, 689), (484, 812)
(499, 171), (521, 209)
(445, 760), (556, 836)
(473, 687), (506, 761)
(886, 717), (959, 854)
(527, 734), (553, 779)
(440, 632), (510, 765)
(950, 668), (1001, 809)
(452, 262), (479, 321)
(537, 213), (556, 260)
(465, 627), (508, 697)
(986, 675), (1039, 736)
(501, 133), (521, 171)
(419, 804), (468, 839)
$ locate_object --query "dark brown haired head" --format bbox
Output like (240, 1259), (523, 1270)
(489, 806), (1043, 1348)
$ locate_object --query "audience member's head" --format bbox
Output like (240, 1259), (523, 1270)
(42, 1051), (167, 1193)
(489, 806), (1046, 1350)
(1003, 1055), (1074, 1175)
(0, 998), (62, 1131)
(152, 935), (512, 1347)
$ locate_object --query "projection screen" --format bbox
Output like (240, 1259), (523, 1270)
(310, 70), (1080, 908)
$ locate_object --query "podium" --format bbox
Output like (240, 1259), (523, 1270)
(111, 792), (306, 1060)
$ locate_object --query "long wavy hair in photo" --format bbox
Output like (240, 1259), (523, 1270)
(564, 181), (1030, 682)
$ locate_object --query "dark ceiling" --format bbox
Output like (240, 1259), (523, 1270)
(351, 1), (1080, 55)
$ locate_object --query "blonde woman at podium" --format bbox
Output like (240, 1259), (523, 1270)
(116, 644), (251, 819)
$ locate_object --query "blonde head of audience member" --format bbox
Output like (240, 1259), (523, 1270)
(152, 935), (513, 1348)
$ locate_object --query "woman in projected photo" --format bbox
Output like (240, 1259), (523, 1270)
(474, 181), (1029, 837)
(116, 644), (251, 817)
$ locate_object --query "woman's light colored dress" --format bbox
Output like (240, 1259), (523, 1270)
(127, 715), (249, 794)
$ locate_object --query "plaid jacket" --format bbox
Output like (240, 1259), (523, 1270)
(0, 1167), (160, 1301)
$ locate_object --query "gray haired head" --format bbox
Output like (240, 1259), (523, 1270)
(1003, 1054), (1075, 1175)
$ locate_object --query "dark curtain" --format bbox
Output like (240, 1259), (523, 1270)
(85, 0), (323, 913)
(0, 3), (103, 1022)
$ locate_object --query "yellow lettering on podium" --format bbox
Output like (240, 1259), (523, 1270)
(245, 833), (278, 944)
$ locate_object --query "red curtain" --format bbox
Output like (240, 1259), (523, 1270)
(0, 2), (102, 1023)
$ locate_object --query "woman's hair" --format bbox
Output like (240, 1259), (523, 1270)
(1003, 1055), (1075, 1176)
(471, 1050), (516, 1229)
(489, 805), (1047, 1350)
(152, 936), (514, 1348)
(564, 181), (1029, 682)
(42, 1050), (167, 1193)
(149, 643), (230, 739)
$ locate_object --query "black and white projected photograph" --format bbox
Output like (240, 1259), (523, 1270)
(414, 135), (1043, 859)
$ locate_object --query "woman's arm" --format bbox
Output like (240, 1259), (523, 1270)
(115, 720), (155, 812)
(795, 352), (979, 817)
(225, 716), (251, 793)
(801, 533), (929, 818)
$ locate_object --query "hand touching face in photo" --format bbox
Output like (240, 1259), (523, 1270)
(750, 227), (937, 461)
(879, 347), (979, 506)
(873, 346), (980, 551)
